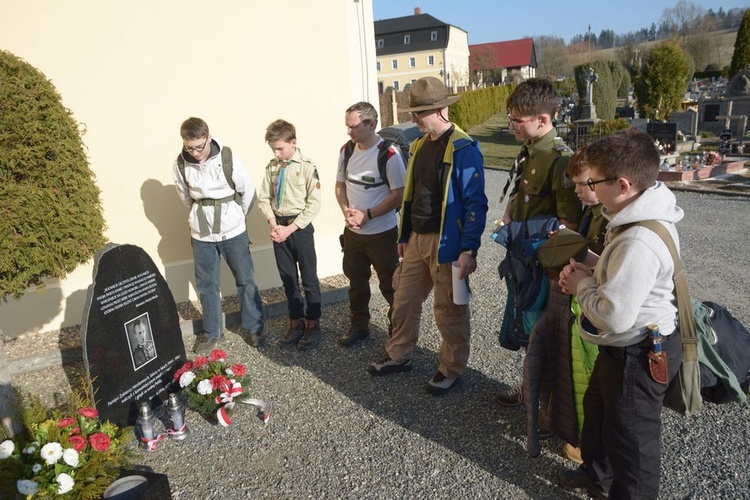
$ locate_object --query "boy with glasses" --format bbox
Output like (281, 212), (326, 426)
(496, 78), (582, 405)
(174, 117), (265, 355)
(557, 127), (684, 499)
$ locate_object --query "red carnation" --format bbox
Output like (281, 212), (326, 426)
(77, 407), (99, 419)
(193, 356), (208, 368)
(209, 349), (227, 362)
(68, 435), (87, 452)
(57, 417), (76, 428)
(89, 433), (111, 452)
(230, 364), (247, 377)
(210, 374), (229, 390)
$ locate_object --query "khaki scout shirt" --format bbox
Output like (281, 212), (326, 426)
(582, 203), (607, 256)
(510, 128), (582, 224)
(257, 148), (321, 229)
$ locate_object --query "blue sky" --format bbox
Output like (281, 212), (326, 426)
(373, 1), (748, 44)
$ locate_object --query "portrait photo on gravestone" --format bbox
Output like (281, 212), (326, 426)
(125, 313), (158, 370)
(82, 244), (187, 427)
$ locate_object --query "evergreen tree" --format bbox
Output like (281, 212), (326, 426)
(634, 39), (692, 120)
(0, 50), (107, 300)
(729, 9), (750, 77)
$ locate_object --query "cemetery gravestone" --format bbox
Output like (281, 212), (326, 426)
(82, 244), (186, 427)
(669, 111), (698, 137)
(646, 122), (678, 154)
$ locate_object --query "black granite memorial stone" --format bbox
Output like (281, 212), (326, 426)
(82, 244), (186, 427)
(646, 122), (678, 154)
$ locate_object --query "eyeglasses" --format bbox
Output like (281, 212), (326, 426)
(183, 136), (209, 154)
(506, 113), (537, 128)
(584, 177), (617, 191)
(411, 109), (434, 119)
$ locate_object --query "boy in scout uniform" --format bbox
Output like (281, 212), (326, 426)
(258, 119), (323, 351)
(496, 78), (583, 406)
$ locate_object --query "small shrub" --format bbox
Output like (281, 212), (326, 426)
(0, 50), (107, 300)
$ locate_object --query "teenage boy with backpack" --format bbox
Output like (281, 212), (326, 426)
(336, 101), (406, 346)
(557, 128), (684, 499)
(174, 117), (265, 355)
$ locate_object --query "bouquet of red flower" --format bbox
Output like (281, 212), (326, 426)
(0, 393), (131, 499)
(703, 150), (721, 166)
(174, 349), (264, 426)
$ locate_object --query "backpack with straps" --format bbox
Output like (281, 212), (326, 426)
(341, 139), (407, 189)
(176, 146), (241, 205)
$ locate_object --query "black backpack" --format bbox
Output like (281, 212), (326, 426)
(341, 139), (407, 189)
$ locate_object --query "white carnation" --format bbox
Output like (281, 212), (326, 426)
(41, 442), (64, 465)
(0, 439), (14, 459)
(17, 479), (40, 495)
(179, 370), (196, 388)
(197, 379), (213, 395)
(62, 448), (79, 467)
(225, 367), (235, 376)
(56, 472), (75, 495)
(32, 463), (42, 473)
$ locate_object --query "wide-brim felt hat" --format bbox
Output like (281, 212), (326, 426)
(400, 76), (460, 112)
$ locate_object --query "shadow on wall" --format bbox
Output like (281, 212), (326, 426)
(0, 286), (64, 341)
(140, 178), (198, 315)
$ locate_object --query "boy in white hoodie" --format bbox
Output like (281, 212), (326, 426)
(557, 128), (684, 499)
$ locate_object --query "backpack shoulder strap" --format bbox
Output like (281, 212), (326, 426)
(377, 139), (395, 188)
(220, 146), (242, 205)
(342, 141), (356, 175)
(616, 220), (698, 362)
(176, 153), (187, 186)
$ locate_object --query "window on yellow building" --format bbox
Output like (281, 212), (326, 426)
(376, 61), (381, 72)
(409, 57), (415, 68)
(393, 81), (400, 90)
(392, 59), (398, 70)
(427, 55), (434, 66)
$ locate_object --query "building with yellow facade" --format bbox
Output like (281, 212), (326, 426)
(374, 8), (469, 93)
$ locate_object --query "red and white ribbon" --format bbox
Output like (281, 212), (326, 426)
(140, 434), (166, 451)
(215, 379), (243, 427)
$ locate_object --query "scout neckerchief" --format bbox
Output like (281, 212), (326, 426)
(499, 145), (528, 203)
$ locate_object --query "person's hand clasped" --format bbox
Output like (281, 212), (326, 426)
(344, 207), (366, 229)
(270, 224), (294, 243)
(559, 258), (592, 295)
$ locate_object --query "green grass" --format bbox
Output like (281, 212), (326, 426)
(467, 113), (521, 170)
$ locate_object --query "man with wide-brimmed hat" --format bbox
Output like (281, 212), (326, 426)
(367, 77), (488, 396)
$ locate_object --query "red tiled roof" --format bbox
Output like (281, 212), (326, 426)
(469, 38), (535, 71)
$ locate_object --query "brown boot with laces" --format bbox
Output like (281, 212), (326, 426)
(277, 318), (305, 348)
(296, 319), (321, 351)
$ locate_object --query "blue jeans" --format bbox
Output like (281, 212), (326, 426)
(192, 232), (264, 339)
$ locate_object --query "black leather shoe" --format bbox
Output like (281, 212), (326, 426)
(339, 327), (370, 347)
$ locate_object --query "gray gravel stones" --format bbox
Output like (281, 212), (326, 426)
(12, 169), (750, 499)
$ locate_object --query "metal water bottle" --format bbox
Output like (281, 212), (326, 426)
(136, 402), (156, 445)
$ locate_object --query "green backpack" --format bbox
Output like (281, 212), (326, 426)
(176, 146), (241, 205)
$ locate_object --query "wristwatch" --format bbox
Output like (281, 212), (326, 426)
(462, 249), (477, 258)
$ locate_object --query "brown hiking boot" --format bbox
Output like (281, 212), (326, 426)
(296, 319), (321, 351)
(277, 318), (305, 348)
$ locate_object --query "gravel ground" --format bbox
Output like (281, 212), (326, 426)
(6, 168), (750, 499)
